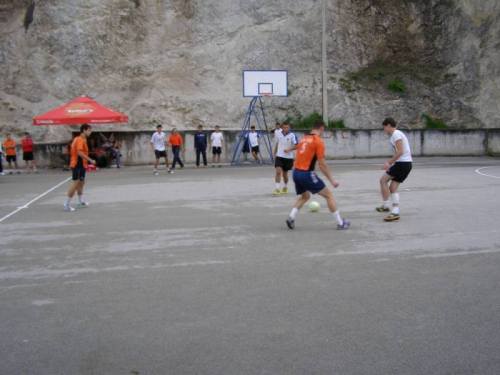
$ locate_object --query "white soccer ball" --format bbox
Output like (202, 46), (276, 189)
(308, 201), (320, 213)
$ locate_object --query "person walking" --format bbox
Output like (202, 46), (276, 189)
(169, 127), (184, 170)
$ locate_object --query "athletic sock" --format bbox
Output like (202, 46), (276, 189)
(382, 200), (390, 208)
(65, 197), (72, 206)
(290, 208), (299, 219)
(392, 206), (399, 215)
(78, 195), (84, 204)
(275, 183), (280, 189)
(332, 211), (343, 226)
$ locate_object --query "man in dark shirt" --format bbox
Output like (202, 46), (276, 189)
(194, 125), (208, 168)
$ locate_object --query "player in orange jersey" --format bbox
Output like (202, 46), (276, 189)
(286, 119), (350, 230)
(63, 124), (96, 211)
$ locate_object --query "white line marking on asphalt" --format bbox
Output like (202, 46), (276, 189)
(0, 177), (71, 223)
(475, 167), (500, 179)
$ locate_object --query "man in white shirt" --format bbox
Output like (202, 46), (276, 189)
(150, 124), (171, 175)
(377, 118), (413, 221)
(247, 126), (262, 164)
(273, 121), (298, 195)
(210, 126), (224, 168)
(269, 122), (283, 144)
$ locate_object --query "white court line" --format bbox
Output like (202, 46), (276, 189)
(0, 177), (71, 223)
(475, 167), (500, 179)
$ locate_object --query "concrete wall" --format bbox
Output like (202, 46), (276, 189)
(17, 129), (500, 168)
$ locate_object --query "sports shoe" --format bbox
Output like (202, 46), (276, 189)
(154, 170), (158, 175)
(281, 187), (288, 194)
(218, 165), (222, 168)
(212, 164), (215, 168)
(9, 171), (13, 175)
(337, 219), (351, 230)
(63, 204), (75, 212)
(17, 171), (21, 174)
(77, 202), (89, 208)
(167, 168), (172, 173)
(376, 206), (390, 212)
(274, 189), (280, 196)
(286, 217), (295, 229)
(0, 172), (5, 176)
(384, 213), (400, 222)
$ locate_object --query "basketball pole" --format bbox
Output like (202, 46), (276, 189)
(322, 0), (328, 125)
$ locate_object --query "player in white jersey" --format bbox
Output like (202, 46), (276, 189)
(273, 121), (298, 195)
(377, 118), (413, 221)
(210, 125), (224, 168)
(247, 126), (262, 164)
(150, 124), (171, 175)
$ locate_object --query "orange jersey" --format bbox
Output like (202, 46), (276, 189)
(293, 134), (325, 171)
(3, 140), (16, 156)
(169, 134), (183, 146)
(70, 136), (89, 168)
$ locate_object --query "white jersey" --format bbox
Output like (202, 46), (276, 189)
(151, 132), (166, 151)
(248, 132), (261, 147)
(211, 132), (224, 147)
(276, 131), (298, 159)
(272, 128), (283, 142)
(390, 129), (412, 162)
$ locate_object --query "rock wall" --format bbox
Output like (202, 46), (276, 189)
(0, 0), (499, 143)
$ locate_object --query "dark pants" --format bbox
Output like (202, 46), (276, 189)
(172, 146), (184, 169)
(196, 148), (207, 166)
(0, 155), (3, 173)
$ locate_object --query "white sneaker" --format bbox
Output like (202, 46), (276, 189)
(0, 172), (5, 176)
(154, 170), (158, 175)
(63, 204), (75, 211)
(77, 202), (89, 208)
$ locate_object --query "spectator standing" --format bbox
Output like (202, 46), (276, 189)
(21, 132), (37, 173)
(194, 125), (208, 168)
(3, 134), (20, 174)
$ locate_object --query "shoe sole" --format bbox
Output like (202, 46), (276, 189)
(384, 216), (400, 222)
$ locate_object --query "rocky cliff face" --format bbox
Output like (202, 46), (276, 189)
(0, 0), (499, 142)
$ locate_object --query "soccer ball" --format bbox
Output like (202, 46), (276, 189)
(308, 201), (320, 213)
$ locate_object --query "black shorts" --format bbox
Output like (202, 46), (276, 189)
(155, 150), (167, 159)
(6, 155), (17, 162)
(275, 157), (294, 171)
(72, 167), (86, 181)
(23, 152), (34, 161)
(386, 162), (412, 183)
(251, 146), (260, 154)
(212, 147), (222, 155)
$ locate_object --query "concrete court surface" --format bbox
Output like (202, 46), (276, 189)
(1, 157), (500, 375)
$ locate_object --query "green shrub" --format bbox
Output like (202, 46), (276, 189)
(327, 119), (346, 129)
(282, 112), (346, 129)
(422, 113), (449, 129)
(388, 78), (406, 93)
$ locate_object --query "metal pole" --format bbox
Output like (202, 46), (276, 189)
(322, 0), (328, 125)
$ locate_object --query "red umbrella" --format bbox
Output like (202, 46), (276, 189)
(33, 96), (129, 125)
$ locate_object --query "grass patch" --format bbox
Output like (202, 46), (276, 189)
(422, 113), (450, 129)
(388, 78), (406, 93)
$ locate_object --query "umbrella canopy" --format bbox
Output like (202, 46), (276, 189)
(33, 96), (129, 125)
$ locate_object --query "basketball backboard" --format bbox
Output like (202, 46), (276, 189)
(243, 70), (288, 97)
